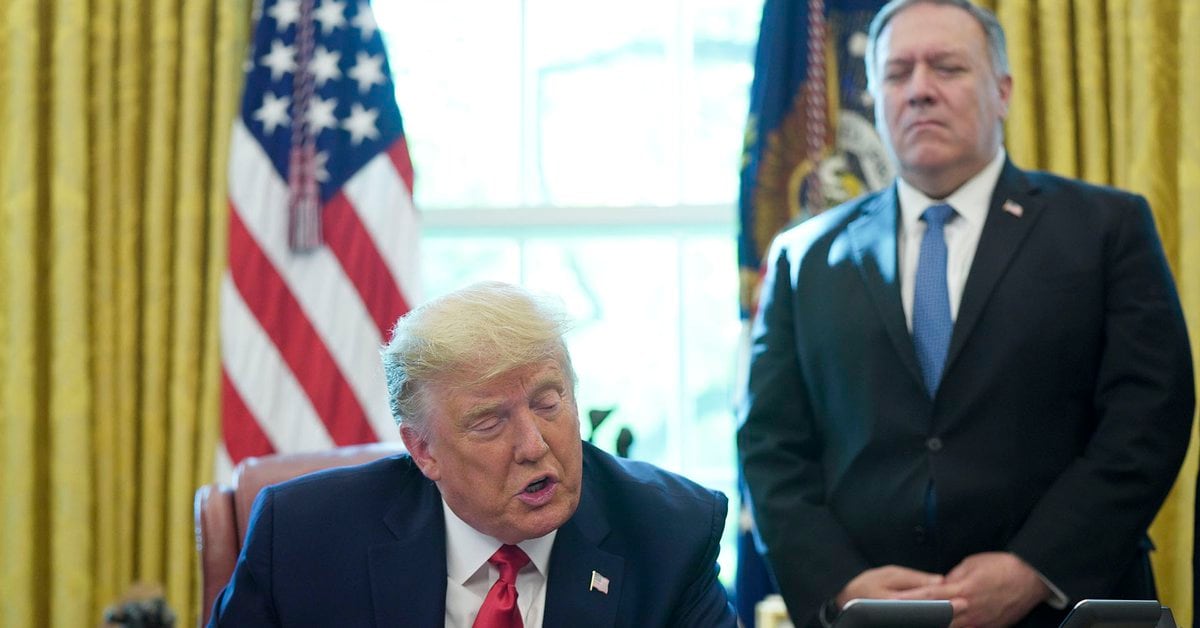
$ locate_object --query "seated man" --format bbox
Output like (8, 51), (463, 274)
(210, 281), (737, 627)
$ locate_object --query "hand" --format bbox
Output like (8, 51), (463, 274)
(834, 565), (945, 608)
(895, 552), (1048, 628)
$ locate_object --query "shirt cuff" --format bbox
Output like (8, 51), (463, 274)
(1034, 570), (1069, 610)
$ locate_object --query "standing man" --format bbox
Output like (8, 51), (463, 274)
(737, 1), (1195, 626)
(211, 281), (737, 627)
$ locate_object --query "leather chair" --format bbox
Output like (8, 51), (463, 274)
(193, 442), (405, 626)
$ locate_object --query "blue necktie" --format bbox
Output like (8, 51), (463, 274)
(912, 203), (955, 397)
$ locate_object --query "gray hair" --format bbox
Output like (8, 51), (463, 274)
(865, 0), (1009, 90)
(380, 281), (576, 438)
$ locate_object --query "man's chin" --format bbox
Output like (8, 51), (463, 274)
(505, 503), (576, 543)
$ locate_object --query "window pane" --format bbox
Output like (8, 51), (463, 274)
(683, 0), (762, 204)
(380, 0), (522, 207)
(418, 237), (521, 300)
(527, 0), (678, 206)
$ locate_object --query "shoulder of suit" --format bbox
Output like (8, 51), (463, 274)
(767, 191), (883, 259)
(1019, 168), (1145, 205)
(582, 442), (726, 510)
(264, 451), (422, 501)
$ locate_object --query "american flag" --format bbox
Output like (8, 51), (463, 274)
(220, 0), (417, 470)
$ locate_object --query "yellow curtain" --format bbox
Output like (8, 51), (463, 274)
(977, 0), (1200, 623)
(0, 0), (249, 625)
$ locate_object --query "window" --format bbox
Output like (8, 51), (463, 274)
(378, 0), (761, 584)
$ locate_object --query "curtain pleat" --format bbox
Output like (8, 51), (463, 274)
(90, 0), (120, 615)
(0, 0), (248, 624)
(1, 0), (48, 625)
(49, 0), (95, 624)
(1106, 0), (1132, 189)
(165, 0), (215, 616)
(113, 0), (147, 610)
(1071, 0), (1109, 184)
(1036, 0), (1077, 176)
(994, 0), (1039, 167)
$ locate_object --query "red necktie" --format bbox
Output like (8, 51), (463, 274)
(472, 544), (531, 628)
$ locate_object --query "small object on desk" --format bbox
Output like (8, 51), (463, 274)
(1057, 599), (1166, 628)
(833, 599), (952, 628)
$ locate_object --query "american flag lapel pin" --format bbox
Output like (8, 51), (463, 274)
(589, 570), (610, 594)
(1002, 199), (1024, 218)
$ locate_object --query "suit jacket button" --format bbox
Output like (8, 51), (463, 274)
(914, 525), (927, 545)
(926, 437), (943, 452)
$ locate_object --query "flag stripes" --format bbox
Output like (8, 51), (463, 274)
(219, 0), (416, 470)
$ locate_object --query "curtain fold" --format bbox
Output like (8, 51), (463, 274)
(49, 0), (95, 625)
(0, 0), (248, 625)
(2, 1), (51, 625)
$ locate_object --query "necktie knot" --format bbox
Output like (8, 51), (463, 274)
(488, 544), (530, 584)
(922, 203), (955, 229)
(473, 545), (530, 628)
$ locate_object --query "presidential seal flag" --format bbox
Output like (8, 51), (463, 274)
(735, 1), (888, 625)
(737, 0), (891, 319)
(220, 0), (418, 471)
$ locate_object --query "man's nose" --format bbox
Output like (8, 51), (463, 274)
(906, 66), (937, 106)
(512, 410), (550, 462)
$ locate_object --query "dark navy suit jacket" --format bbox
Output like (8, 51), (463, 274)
(210, 441), (737, 627)
(738, 162), (1194, 627)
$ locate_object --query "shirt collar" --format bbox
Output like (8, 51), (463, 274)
(442, 497), (558, 585)
(897, 147), (1006, 231)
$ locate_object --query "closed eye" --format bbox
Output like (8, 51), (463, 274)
(532, 390), (563, 414)
(468, 415), (503, 434)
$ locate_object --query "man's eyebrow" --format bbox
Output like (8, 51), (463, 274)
(529, 376), (566, 396)
(462, 400), (504, 422)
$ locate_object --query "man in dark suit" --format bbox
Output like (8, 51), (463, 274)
(737, 1), (1195, 626)
(210, 281), (736, 627)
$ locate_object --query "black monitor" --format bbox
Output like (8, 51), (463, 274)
(1057, 599), (1168, 628)
(832, 599), (953, 628)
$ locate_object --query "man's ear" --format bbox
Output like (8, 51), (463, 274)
(400, 425), (440, 481)
(997, 73), (1013, 119)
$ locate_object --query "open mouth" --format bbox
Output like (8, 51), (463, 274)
(517, 476), (557, 506)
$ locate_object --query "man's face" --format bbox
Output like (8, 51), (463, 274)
(871, 3), (1011, 197)
(402, 358), (583, 544)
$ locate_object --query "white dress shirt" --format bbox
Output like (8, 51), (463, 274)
(443, 498), (557, 628)
(897, 148), (1006, 331)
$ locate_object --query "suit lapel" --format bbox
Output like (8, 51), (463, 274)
(542, 480), (624, 627)
(369, 473), (447, 627)
(847, 186), (924, 386)
(945, 163), (1043, 374)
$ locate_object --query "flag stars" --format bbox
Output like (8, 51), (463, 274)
(306, 95), (339, 135)
(348, 51), (385, 93)
(352, 2), (377, 41)
(268, 0), (301, 31)
(342, 103), (380, 144)
(309, 45), (342, 87)
(314, 150), (330, 182)
(260, 39), (298, 81)
(254, 91), (292, 134)
(314, 0), (348, 35)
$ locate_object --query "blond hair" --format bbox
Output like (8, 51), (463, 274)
(380, 281), (576, 438)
